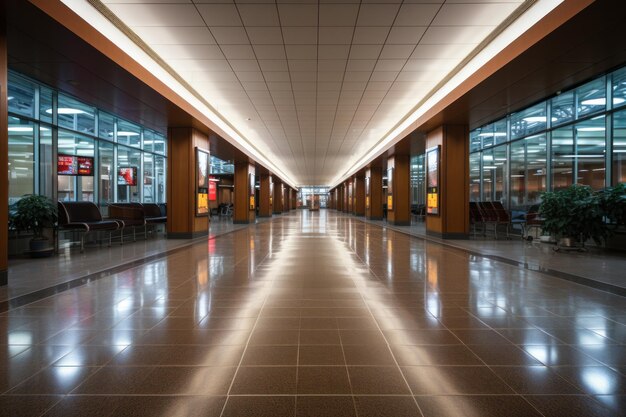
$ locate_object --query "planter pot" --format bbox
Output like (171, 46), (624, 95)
(558, 237), (580, 247)
(28, 238), (54, 258)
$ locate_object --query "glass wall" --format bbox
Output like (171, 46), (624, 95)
(410, 154), (425, 207)
(7, 71), (167, 212)
(470, 65), (626, 210)
(299, 186), (329, 208)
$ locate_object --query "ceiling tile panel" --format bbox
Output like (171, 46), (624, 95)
(105, 0), (525, 185)
(196, 4), (242, 26)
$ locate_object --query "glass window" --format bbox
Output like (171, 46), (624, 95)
(117, 120), (141, 148)
(494, 119), (508, 145)
(612, 67), (626, 109)
(469, 153), (481, 201)
(8, 117), (35, 202)
(143, 153), (154, 203)
(39, 87), (53, 124)
(57, 130), (95, 202)
(8, 75), (36, 119)
(143, 130), (155, 153)
(470, 128), (482, 152)
(99, 141), (114, 215)
(57, 95), (96, 135)
(509, 140), (525, 208)
(575, 115), (606, 189)
(510, 102), (547, 140)
(39, 126), (54, 200)
(614, 110), (626, 184)
(525, 135), (547, 205)
(154, 155), (166, 203)
(492, 144), (507, 205)
(576, 77), (606, 118)
(410, 154), (425, 206)
(117, 145), (142, 202)
(154, 132), (166, 155)
(552, 126), (574, 190)
(98, 112), (115, 140)
(480, 123), (495, 148)
(551, 91), (574, 127)
(482, 149), (494, 201)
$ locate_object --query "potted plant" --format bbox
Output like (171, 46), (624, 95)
(9, 194), (58, 256)
(600, 183), (626, 227)
(539, 185), (608, 249)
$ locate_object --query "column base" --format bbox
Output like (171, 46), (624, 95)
(233, 220), (253, 224)
(366, 216), (383, 221)
(0, 270), (6, 286)
(426, 230), (470, 240)
(167, 231), (208, 239)
(389, 220), (411, 226)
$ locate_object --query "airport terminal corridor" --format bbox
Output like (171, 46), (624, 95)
(1, 210), (624, 416)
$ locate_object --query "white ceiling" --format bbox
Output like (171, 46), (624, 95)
(99, 0), (525, 186)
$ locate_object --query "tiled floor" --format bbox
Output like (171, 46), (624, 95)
(1, 210), (624, 416)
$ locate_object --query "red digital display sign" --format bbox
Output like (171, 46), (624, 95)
(57, 154), (94, 176)
(118, 167), (138, 186)
(208, 179), (217, 201)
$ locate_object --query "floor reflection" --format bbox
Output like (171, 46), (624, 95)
(0, 210), (624, 417)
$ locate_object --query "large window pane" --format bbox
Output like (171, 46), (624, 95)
(154, 155), (166, 203)
(612, 67), (626, 109)
(99, 141), (114, 215)
(551, 91), (574, 126)
(494, 119), (508, 145)
(576, 77), (606, 118)
(575, 116), (606, 189)
(39, 126), (54, 200)
(482, 149), (494, 201)
(57, 130), (95, 202)
(98, 112), (115, 140)
(39, 87), (53, 124)
(525, 135), (547, 205)
(8, 75), (36, 119)
(510, 102), (547, 140)
(8, 117), (35, 202)
(470, 129), (482, 152)
(143, 153), (154, 203)
(57, 95), (96, 135)
(492, 144), (507, 205)
(117, 145), (141, 202)
(552, 126), (574, 190)
(614, 111), (626, 184)
(470, 153), (481, 201)
(510, 140), (525, 208)
(117, 120), (141, 148)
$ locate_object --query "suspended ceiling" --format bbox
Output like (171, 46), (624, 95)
(84, 0), (527, 186)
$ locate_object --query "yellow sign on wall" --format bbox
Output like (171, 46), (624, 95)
(365, 196), (370, 209)
(427, 192), (438, 214)
(249, 196), (255, 210)
(387, 195), (393, 211)
(197, 193), (208, 215)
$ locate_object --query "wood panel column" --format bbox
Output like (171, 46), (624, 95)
(291, 189), (296, 210)
(167, 127), (210, 239)
(425, 125), (470, 239)
(258, 174), (272, 218)
(366, 167), (383, 220)
(387, 154), (411, 226)
(273, 181), (284, 214)
(343, 183), (349, 213)
(283, 187), (290, 213)
(234, 162), (256, 224)
(354, 175), (365, 216)
(0, 23), (7, 285)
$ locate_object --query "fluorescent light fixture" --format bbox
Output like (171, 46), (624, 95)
(8, 96), (14, 100)
(478, 132), (507, 137)
(117, 131), (140, 136)
(522, 116), (557, 123)
(8, 126), (33, 132)
(483, 165), (498, 169)
(576, 127), (605, 132)
(560, 154), (602, 158)
(581, 97), (625, 106)
(592, 168), (606, 171)
(511, 174), (524, 178)
(45, 107), (87, 115)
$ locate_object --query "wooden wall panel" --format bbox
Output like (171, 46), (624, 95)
(259, 174), (272, 217)
(366, 167), (383, 220)
(425, 125), (469, 239)
(355, 176), (365, 216)
(167, 127), (209, 238)
(387, 155), (411, 226)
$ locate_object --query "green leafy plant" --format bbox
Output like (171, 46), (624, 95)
(9, 194), (58, 239)
(539, 185), (608, 245)
(599, 183), (626, 226)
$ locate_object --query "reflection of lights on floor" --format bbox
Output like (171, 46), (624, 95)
(8, 331), (33, 345)
(582, 367), (614, 394)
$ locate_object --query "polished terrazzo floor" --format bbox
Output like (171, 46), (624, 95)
(1, 211), (625, 416)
